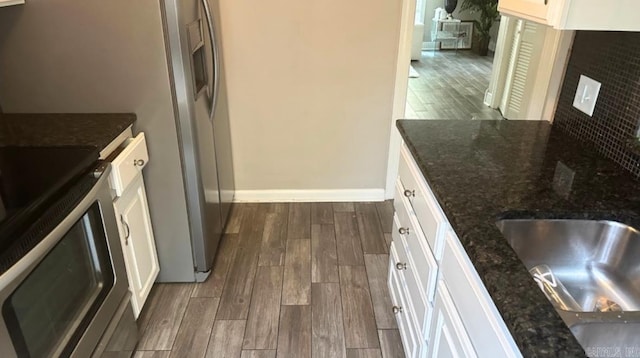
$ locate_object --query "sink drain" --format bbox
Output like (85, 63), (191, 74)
(595, 297), (622, 312)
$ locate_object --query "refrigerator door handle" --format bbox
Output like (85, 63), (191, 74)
(201, 0), (220, 122)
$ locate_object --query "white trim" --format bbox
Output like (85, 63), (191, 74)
(525, 26), (568, 120)
(385, 0), (416, 200)
(486, 16), (516, 108)
(0, 0), (25, 7)
(540, 30), (574, 122)
(233, 189), (386, 203)
(500, 19), (525, 114)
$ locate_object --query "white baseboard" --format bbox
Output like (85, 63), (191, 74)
(233, 189), (386, 203)
(484, 89), (493, 107)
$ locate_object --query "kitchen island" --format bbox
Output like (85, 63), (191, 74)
(395, 119), (640, 357)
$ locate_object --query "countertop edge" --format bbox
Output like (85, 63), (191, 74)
(0, 113), (137, 151)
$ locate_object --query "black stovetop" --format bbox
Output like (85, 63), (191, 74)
(0, 145), (99, 251)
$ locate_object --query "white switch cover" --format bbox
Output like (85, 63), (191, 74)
(572, 75), (601, 116)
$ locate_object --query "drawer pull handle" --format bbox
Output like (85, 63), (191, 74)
(120, 215), (130, 245)
(392, 306), (403, 314)
(398, 227), (410, 235)
(134, 159), (146, 167)
(396, 262), (407, 270)
(403, 189), (415, 198)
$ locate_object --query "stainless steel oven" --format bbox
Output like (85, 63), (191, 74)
(0, 162), (137, 358)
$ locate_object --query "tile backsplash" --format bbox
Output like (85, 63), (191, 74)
(553, 31), (640, 178)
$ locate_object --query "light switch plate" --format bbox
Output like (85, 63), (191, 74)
(572, 75), (601, 117)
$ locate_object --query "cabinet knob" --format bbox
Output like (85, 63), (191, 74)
(134, 159), (145, 167)
(398, 227), (410, 235)
(392, 306), (403, 314)
(403, 189), (415, 198)
(396, 262), (407, 270)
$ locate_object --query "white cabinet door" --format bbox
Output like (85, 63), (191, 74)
(499, 19), (547, 119)
(499, 0), (640, 30)
(114, 174), (160, 318)
(498, 0), (549, 24)
(427, 281), (477, 358)
(389, 243), (420, 358)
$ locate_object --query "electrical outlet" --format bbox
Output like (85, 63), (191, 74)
(572, 75), (601, 117)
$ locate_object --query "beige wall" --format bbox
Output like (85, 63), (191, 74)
(218, 0), (403, 191)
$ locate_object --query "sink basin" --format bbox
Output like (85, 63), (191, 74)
(496, 219), (640, 355)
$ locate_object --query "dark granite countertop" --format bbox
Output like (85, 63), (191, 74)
(396, 119), (640, 357)
(0, 113), (136, 149)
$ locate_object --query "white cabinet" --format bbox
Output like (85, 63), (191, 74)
(114, 175), (159, 318)
(105, 130), (159, 319)
(0, 0), (25, 7)
(498, 0), (640, 31)
(441, 229), (518, 358)
(389, 243), (421, 358)
(109, 132), (150, 196)
(427, 282), (477, 358)
(390, 141), (521, 357)
(397, 141), (445, 259)
(498, 0), (549, 25)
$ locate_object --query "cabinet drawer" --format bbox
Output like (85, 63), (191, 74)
(394, 180), (438, 304)
(110, 132), (149, 196)
(389, 243), (419, 358)
(392, 215), (432, 338)
(398, 144), (445, 259)
(441, 229), (520, 358)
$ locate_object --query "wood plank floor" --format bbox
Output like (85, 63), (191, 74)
(135, 202), (404, 358)
(406, 50), (504, 120)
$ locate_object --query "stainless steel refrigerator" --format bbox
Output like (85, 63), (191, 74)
(0, 0), (234, 282)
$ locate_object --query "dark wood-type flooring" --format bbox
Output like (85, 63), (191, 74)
(134, 202), (404, 358)
(406, 50), (504, 120)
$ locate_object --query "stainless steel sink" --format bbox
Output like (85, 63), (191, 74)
(496, 219), (640, 356)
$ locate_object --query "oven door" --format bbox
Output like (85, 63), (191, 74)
(0, 164), (129, 358)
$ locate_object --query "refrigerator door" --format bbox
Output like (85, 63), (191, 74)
(192, 0), (224, 272)
(207, 0), (235, 227)
(163, 0), (223, 274)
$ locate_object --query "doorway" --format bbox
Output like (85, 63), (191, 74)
(384, 0), (575, 198)
(406, 51), (503, 119)
(485, 16), (574, 121)
(406, 0), (503, 120)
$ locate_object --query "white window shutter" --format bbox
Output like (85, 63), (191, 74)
(500, 20), (546, 119)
